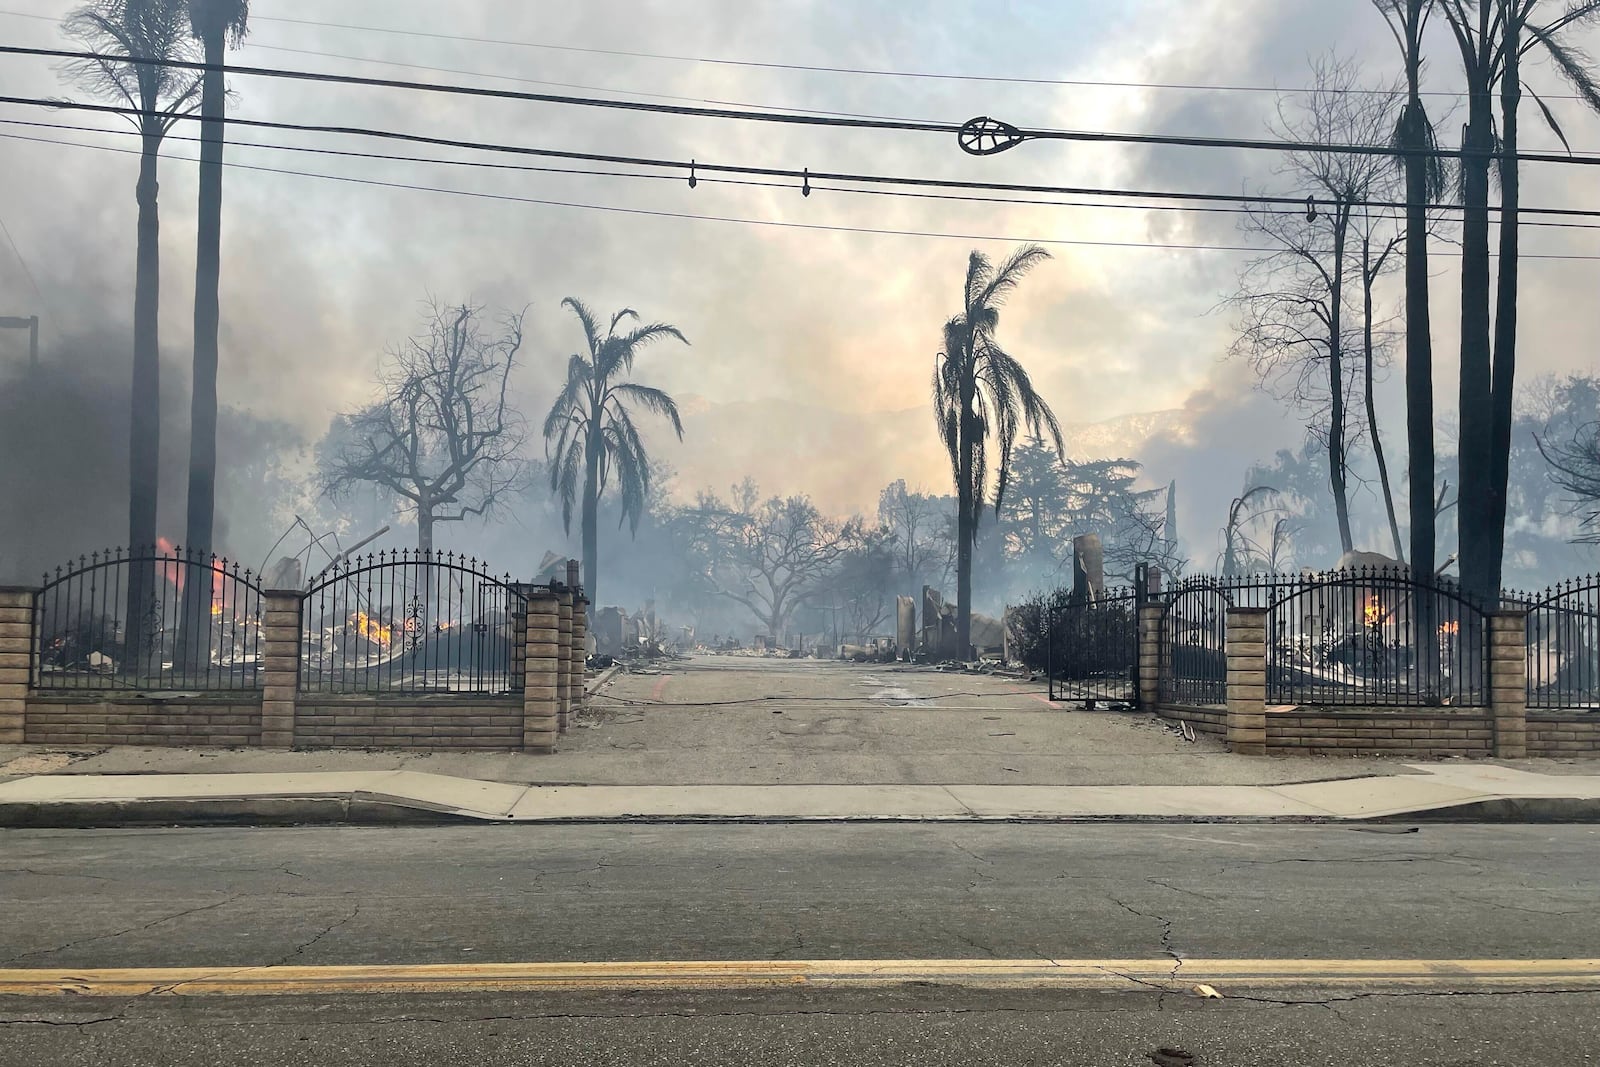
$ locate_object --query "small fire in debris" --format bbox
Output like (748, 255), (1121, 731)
(1439, 620), (1461, 636)
(352, 611), (394, 649)
(1364, 595), (1383, 627)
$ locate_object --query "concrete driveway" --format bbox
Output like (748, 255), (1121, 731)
(550, 656), (1412, 786)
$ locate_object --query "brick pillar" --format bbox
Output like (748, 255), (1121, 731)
(524, 591), (561, 753)
(0, 587), (33, 744)
(571, 595), (589, 714)
(556, 589), (574, 733)
(1137, 604), (1165, 711)
(259, 590), (302, 749)
(1487, 610), (1529, 759)
(509, 586), (530, 692)
(1226, 606), (1268, 756)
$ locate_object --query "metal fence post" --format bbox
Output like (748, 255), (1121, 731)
(555, 588), (574, 733)
(524, 591), (561, 753)
(1226, 606), (1269, 756)
(260, 589), (302, 749)
(1487, 610), (1529, 759)
(0, 586), (33, 743)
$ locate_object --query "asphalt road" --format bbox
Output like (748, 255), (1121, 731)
(3, 823), (1599, 1065)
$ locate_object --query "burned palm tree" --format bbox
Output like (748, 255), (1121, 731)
(933, 245), (1064, 659)
(1373, 0), (1447, 596)
(60, 0), (202, 675)
(1442, 0), (1600, 602)
(544, 298), (689, 609)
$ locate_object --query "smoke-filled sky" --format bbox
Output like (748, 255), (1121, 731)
(2, 0), (1599, 577)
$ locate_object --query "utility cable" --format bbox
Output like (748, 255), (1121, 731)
(3, 44), (1596, 165)
(0, 7), (1570, 102)
(4, 97), (1599, 223)
(145, 10), (1600, 104)
(12, 115), (1600, 234)
(7, 127), (1600, 260)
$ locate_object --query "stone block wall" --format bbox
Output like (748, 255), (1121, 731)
(1266, 710), (1494, 758)
(294, 697), (523, 750)
(1527, 715), (1600, 757)
(1157, 704), (1226, 737)
(25, 695), (262, 747)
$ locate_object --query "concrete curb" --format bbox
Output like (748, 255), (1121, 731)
(5, 795), (1599, 829)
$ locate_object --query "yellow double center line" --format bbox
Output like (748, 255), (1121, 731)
(1, 959), (1597, 997)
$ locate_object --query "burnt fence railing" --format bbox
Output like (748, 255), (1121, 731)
(301, 550), (529, 695)
(1519, 576), (1600, 711)
(1047, 586), (1140, 707)
(33, 546), (264, 691)
(1262, 567), (1490, 708)
(1159, 578), (1232, 707)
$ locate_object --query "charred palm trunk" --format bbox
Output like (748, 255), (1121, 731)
(1488, 20), (1522, 604)
(181, 28), (227, 668)
(1456, 21), (1496, 605)
(955, 361), (976, 662)
(1399, 9), (1439, 692)
(582, 417), (601, 612)
(126, 129), (163, 676)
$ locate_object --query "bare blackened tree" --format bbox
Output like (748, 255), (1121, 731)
(1537, 421), (1600, 544)
(1219, 485), (1286, 576)
(59, 0), (201, 669)
(321, 301), (529, 554)
(694, 479), (863, 642)
(1229, 55), (1403, 556)
(877, 480), (953, 593)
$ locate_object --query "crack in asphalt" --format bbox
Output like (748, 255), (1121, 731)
(270, 903), (363, 967)
(1145, 877), (1222, 903)
(1107, 896), (1183, 1009)
(0, 895), (245, 966)
(0, 868), (114, 881)
(1218, 852), (1492, 875)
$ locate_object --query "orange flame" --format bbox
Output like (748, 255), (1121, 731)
(1439, 621), (1461, 636)
(155, 536), (228, 618)
(353, 611), (393, 649)
(1364, 596), (1382, 627)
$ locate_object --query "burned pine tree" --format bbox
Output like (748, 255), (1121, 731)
(320, 301), (529, 554)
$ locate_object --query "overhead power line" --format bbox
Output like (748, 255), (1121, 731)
(2, 95), (1596, 224)
(3, 44), (1598, 165)
(0, 6), (1572, 102)
(175, 11), (1600, 104)
(10, 116), (1600, 234)
(6, 127), (1600, 262)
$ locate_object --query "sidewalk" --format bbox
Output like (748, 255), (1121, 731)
(3, 660), (1596, 826)
(1, 762), (1598, 826)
